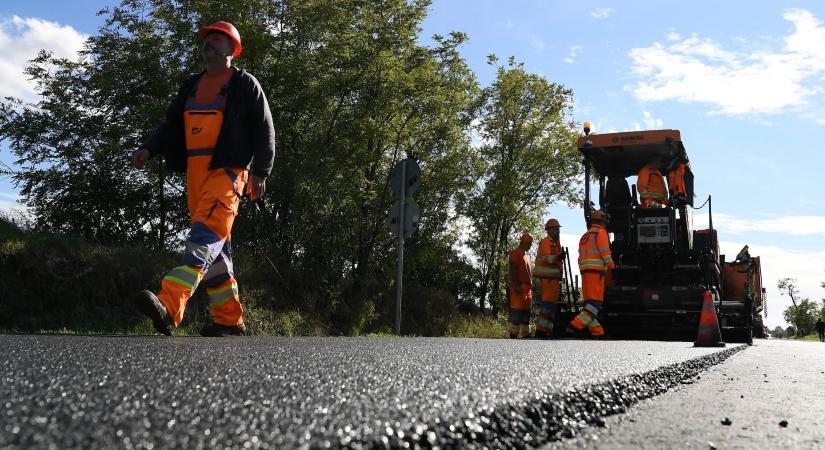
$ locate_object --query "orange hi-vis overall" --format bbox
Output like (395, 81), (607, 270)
(638, 165), (668, 208)
(508, 247), (533, 338)
(155, 72), (249, 327)
(570, 224), (615, 336)
(668, 162), (687, 198)
(533, 236), (562, 334)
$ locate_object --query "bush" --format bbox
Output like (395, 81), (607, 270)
(770, 326), (786, 339)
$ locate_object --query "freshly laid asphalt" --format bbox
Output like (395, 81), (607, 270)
(0, 335), (743, 449)
(545, 339), (825, 449)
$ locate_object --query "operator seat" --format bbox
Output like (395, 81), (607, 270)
(604, 176), (631, 232)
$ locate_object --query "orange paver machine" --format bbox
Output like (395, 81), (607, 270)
(577, 125), (756, 343)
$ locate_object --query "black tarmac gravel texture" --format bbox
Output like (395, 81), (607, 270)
(0, 335), (743, 449)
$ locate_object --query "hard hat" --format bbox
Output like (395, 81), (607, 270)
(200, 21), (243, 57)
(589, 210), (608, 223)
(544, 219), (561, 229)
(519, 233), (534, 245)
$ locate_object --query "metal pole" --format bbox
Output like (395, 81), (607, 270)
(395, 160), (406, 335)
(561, 247), (571, 306)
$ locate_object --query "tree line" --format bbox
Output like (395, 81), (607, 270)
(774, 277), (825, 338)
(0, 0), (581, 334)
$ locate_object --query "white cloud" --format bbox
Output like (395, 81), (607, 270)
(0, 16), (87, 100)
(627, 8), (825, 116)
(666, 30), (681, 41)
(701, 213), (825, 236)
(0, 192), (19, 211)
(564, 45), (582, 64)
(612, 111), (663, 132)
(641, 111), (663, 129)
(590, 8), (614, 19)
(531, 35), (545, 53)
(692, 211), (825, 327)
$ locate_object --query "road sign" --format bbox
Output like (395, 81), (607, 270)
(390, 158), (421, 197)
(389, 157), (423, 336)
(388, 199), (420, 238)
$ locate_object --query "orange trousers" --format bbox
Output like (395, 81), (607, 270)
(509, 283), (532, 338)
(536, 279), (560, 334)
(570, 272), (605, 336)
(581, 272), (605, 301)
(156, 157), (248, 326)
(155, 89), (248, 327)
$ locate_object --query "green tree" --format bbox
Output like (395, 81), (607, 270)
(464, 57), (581, 313)
(783, 298), (818, 337)
(0, 0), (488, 334)
(777, 277), (800, 308)
(777, 277), (812, 336)
(770, 325), (786, 339)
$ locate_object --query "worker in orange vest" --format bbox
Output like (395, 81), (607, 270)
(533, 219), (565, 338)
(667, 158), (688, 206)
(131, 21), (276, 337)
(508, 233), (534, 339)
(637, 157), (667, 208)
(569, 210), (615, 337)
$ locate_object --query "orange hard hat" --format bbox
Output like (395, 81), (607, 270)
(200, 21), (243, 57)
(544, 219), (561, 229)
(519, 233), (534, 245)
(589, 210), (608, 223)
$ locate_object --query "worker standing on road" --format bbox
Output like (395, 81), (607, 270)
(509, 233), (534, 339)
(131, 21), (276, 337)
(816, 318), (825, 342)
(637, 157), (668, 208)
(569, 210), (614, 337)
(533, 219), (565, 338)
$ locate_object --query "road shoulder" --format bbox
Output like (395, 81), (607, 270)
(545, 339), (825, 449)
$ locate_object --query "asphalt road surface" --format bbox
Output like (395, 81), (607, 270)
(1, 335), (747, 449)
(546, 339), (825, 449)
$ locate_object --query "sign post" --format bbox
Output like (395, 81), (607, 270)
(388, 157), (421, 335)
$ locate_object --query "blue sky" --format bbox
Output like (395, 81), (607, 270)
(1, 1), (824, 328)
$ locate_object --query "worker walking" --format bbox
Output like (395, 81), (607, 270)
(130, 21), (276, 337)
(816, 318), (825, 342)
(508, 233), (534, 339)
(533, 219), (565, 338)
(569, 210), (615, 337)
(637, 157), (668, 208)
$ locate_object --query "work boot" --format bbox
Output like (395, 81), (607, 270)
(133, 290), (174, 336)
(200, 322), (247, 337)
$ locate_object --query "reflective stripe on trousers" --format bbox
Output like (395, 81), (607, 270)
(570, 300), (604, 334)
(509, 308), (531, 338)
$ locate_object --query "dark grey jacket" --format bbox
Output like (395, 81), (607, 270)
(142, 68), (276, 179)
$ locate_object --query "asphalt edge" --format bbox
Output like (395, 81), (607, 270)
(339, 344), (747, 449)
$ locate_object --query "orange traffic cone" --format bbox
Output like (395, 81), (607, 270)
(694, 290), (725, 347)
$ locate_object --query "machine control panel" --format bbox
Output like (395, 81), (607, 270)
(637, 216), (670, 244)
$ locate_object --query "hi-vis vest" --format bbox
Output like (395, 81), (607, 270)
(534, 236), (562, 280)
(638, 166), (668, 203)
(578, 224), (613, 274)
(668, 162), (687, 197)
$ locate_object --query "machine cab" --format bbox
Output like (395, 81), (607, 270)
(578, 127), (698, 285)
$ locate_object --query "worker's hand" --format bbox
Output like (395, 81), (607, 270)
(559, 249), (567, 259)
(131, 148), (150, 170)
(248, 175), (266, 201)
